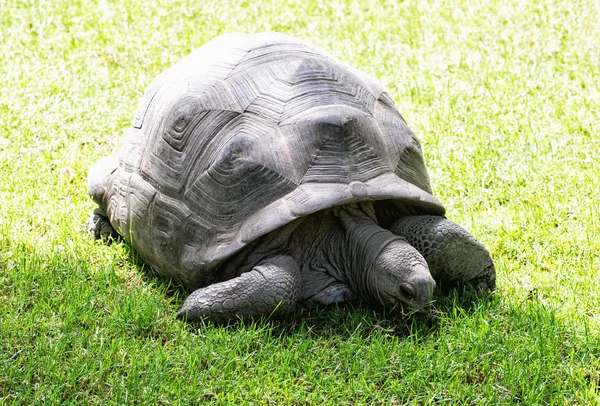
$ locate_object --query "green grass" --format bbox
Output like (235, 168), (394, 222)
(1, 0), (599, 404)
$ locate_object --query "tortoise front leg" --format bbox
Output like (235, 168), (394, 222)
(177, 255), (301, 323)
(389, 216), (495, 291)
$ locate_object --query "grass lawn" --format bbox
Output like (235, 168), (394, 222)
(1, 0), (599, 404)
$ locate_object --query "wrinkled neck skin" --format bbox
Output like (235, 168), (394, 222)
(287, 202), (401, 306)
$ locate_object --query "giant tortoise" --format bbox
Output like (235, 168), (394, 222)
(87, 33), (495, 322)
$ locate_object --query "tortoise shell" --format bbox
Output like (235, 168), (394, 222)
(89, 32), (444, 289)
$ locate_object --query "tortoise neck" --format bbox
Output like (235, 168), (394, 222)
(331, 204), (401, 304)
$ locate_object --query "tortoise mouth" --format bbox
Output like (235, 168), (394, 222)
(376, 282), (433, 311)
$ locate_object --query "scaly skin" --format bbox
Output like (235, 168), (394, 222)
(177, 255), (301, 323)
(390, 215), (496, 291)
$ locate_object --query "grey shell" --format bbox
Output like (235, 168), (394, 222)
(89, 33), (445, 289)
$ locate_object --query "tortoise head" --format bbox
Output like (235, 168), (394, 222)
(335, 205), (435, 311)
(368, 239), (436, 310)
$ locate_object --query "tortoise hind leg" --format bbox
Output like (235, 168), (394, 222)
(86, 207), (118, 241)
(389, 215), (495, 291)
(177, 254), (301, 323)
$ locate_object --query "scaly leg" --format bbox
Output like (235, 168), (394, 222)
(177, 254), (301, 323)
(390, 215), (495, 291)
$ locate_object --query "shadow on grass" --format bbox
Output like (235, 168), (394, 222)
(272, 287), (498, 341)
